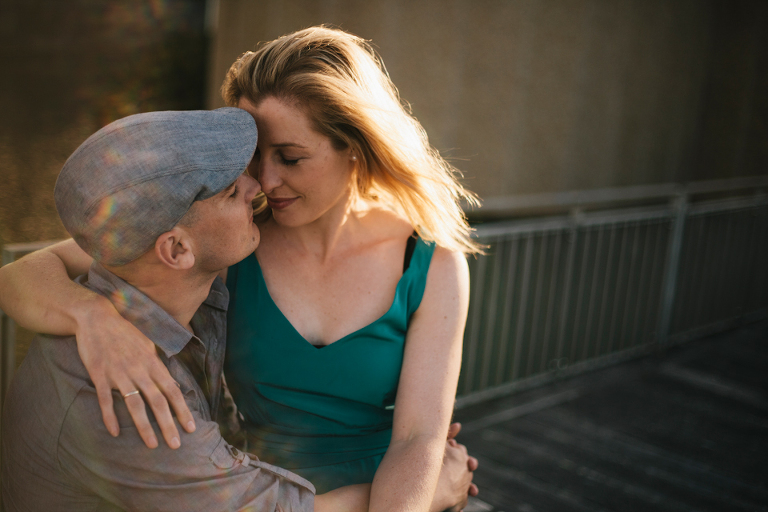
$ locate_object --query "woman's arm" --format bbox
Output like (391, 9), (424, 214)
(368, 246), (471, 512)
(0, 239), (195, 448)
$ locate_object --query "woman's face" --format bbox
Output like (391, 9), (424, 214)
(237, 96), (355, 228)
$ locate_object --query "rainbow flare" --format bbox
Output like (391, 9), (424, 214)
(90, 196), (117, 228)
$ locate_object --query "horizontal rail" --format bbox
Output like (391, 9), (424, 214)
(469, 175), (768, 216)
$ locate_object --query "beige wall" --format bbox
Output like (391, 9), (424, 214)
(207, 0), (768, 201)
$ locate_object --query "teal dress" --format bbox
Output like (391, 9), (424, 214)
(224, 238), (435, 493)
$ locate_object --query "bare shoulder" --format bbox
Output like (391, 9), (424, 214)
(428, 246), (469, 285)
(356, 206), (414, 243)
(419, 246), (470, 315)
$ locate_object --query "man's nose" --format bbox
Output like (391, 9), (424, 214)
(243, 174), (261, 200)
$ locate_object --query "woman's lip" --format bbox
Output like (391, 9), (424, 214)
(266, 197), (297, 210)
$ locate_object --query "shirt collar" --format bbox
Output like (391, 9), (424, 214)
(78, 262), (228, 358)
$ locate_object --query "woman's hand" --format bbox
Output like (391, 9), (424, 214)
(431, 423), (478, 512)
(431, 441), (475, 512)
(447, 422), (479, 497)
(75, 298), (196, 449)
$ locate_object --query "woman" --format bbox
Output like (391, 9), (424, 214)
(0, 26), (480, 510)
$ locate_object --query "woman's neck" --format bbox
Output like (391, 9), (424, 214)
(265, 191), (372, 263)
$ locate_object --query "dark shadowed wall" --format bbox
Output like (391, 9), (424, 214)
(208, 0), (768, 200)
(0, 0), (207, 246)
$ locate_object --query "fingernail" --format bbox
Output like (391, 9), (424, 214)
(186, 421), (196, 432)
(171, 436), (180, 449)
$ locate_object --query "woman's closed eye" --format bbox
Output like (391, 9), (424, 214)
(279, 153), (301, 166)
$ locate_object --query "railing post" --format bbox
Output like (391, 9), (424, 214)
(657, 193), (688, 345)
(0, 246), (12, 496)
(0, 305), (4, 492)
(1, 247), (16, 399)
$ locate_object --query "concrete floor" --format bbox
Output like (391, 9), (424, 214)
(454, 320), (768, 512)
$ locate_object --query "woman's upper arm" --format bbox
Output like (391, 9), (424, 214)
(391, 247), (470, 441)
(45, 238), (94, 278)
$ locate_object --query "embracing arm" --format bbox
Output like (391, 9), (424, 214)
(0, 239), (195, 448)
(368, 247), (471, 512)
(0, 239), (96, 334)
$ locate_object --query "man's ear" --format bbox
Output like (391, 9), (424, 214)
(154, 227), (196, 270)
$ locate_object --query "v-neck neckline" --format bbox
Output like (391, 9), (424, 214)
(252, 252), (414, 349)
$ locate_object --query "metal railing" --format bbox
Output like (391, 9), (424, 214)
(456, 176), (768, 407)
(1, 177), (767, 414)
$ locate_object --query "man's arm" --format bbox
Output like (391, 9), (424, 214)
(0, 239), (195, 448)
(59, 386), (315, 512)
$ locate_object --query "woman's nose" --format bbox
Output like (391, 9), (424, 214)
(256, 159), (281, 194)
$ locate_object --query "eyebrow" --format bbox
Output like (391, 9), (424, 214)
(271, 142), (308, 149)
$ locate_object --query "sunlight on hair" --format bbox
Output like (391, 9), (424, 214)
(222, 26), (482, 254)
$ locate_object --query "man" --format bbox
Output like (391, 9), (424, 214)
(0, 108), (340, 511)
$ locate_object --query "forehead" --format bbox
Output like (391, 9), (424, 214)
(237, 96), (319, 144)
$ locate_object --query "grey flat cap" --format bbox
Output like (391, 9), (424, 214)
(55, 108), (257, 265)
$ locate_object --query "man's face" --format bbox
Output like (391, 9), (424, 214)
(184, 173), (261, 272)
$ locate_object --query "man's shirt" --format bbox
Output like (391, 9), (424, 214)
(1, 262), (315, 511)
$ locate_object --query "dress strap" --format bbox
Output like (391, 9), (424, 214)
(403, 231), (418, 272)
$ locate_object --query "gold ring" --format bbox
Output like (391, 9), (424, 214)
(122, 390), (140, 399)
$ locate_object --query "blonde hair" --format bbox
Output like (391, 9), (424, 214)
(222, 26), (480, 253)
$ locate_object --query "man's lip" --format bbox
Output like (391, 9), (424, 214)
(266, 197), (297, 210)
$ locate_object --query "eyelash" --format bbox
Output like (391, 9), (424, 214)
(230, 186), (239, 198)
(280, 155), (300, 166)
(252, 149), (300, 166)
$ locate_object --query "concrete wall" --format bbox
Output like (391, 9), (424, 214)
(207, 0), (768, 201)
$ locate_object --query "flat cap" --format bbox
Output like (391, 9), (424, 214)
(55, 108), (257, 265)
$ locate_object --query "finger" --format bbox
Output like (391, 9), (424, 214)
(447, 422), (461, 439)
(95, 377), (120, 437)
(156, 372), (195, 434)
(469, 483), (479, 496)
(448, 438), (458, 447)
(468, 456), (478, 471)
(140, 383), (181, 449)
(119, 386), (159, 449)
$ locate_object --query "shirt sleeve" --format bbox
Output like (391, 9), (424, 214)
(57, 387), (315, 512)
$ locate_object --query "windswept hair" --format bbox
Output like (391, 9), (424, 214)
(222, 26), (481, 254)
